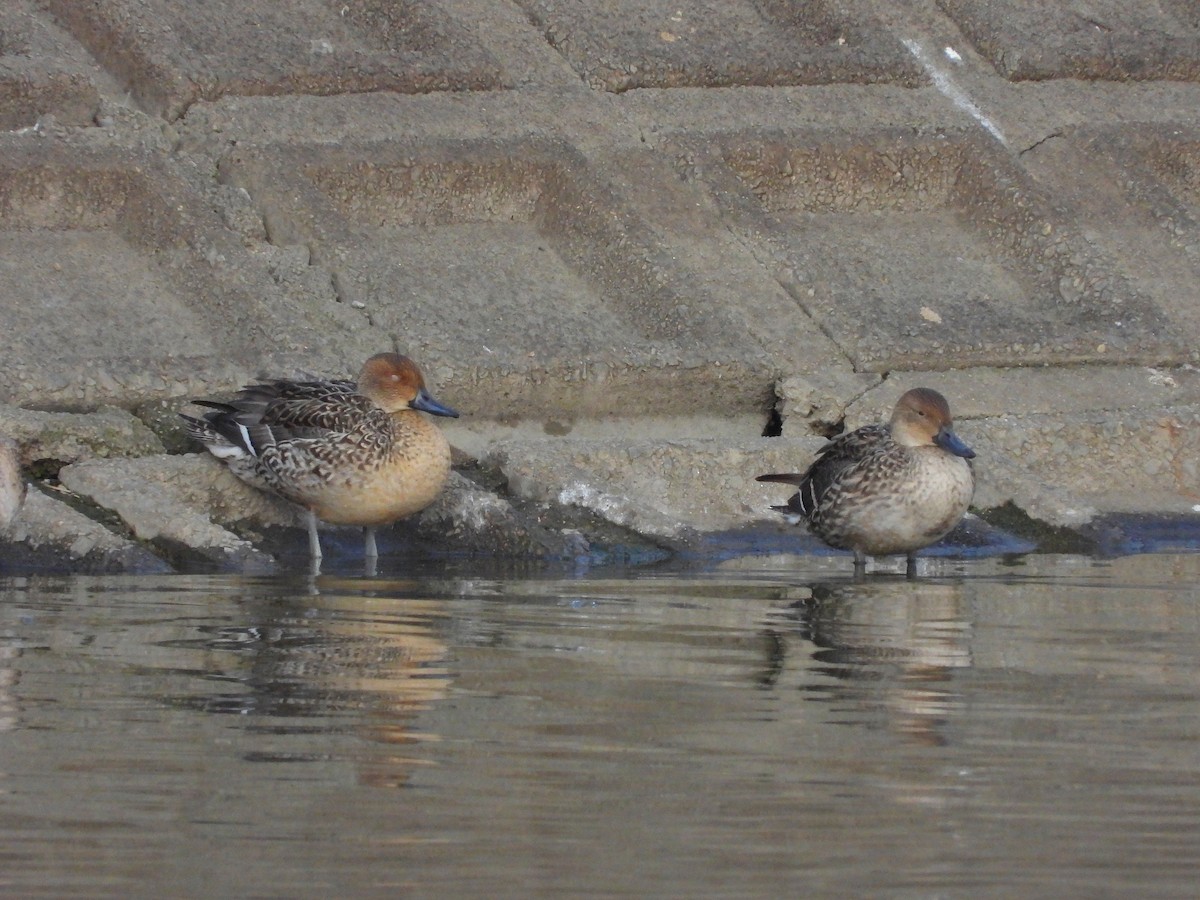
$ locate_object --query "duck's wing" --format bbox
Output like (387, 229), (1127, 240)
(231, 379), (364, 428)
(194, 379), (382, 456)
(758, 424), (891, 519)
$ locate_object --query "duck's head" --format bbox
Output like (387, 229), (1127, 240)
(890, 387), (974, 459)
(357, 353), (459, 418)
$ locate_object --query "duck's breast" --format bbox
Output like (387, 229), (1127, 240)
(819, 449), (972, 554)
(310, 414), (451, 526)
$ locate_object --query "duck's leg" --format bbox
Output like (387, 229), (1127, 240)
(853, 549), (867, 579)
(905, 552), (918, 578)
(306, 509), (323, 560)
(363, 526), (379, 559)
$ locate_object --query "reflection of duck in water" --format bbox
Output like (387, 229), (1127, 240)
(762, 579), (972, 746)
(758, 388), (975, 575)
(173, 592), (450, 788)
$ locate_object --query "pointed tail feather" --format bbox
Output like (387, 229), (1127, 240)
(759, 473), (816, 520)
(756, 473), (805, 486)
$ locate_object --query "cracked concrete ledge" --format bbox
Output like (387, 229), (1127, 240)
(14, 453), (594, 573)
(0, 402), (164, 469)
(2, 487), (170, 574)
(2, 362), (1199, 573)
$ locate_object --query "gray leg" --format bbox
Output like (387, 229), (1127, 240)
(853, 549), (866, 578)
(307, 509), (323, 560)
(364, 526), (378, 558)
(906, 552), (918, 578)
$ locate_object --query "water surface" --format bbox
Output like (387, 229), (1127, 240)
(1, 553), (1198, 896)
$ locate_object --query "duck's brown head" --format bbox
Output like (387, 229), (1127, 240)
(890, 387), (974, 458)
(357, 353), (459, 418)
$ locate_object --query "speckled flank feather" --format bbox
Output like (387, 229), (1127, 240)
(757, 388), (975, 564)
(182, 353), (458, 559)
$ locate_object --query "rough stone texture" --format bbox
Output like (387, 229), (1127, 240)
(830, 366), (1200, 430)
(0, 438), (24, 530)
(486, 437), (829, 539)
(1, 487), (170, 574)
(775, 372), (882, 436)
(512, 0), (921, 91)
(417, 471), (587, 557)
(482, 428), (1131, 539)
(691, 127), (1177, 371)
(3, 0), (1200, 569)
(0, 1), (104, 131)
(970, 406), (1200, 518)
(41, 0), (504, 119)
(51, 454), (587, 569)
(0, 403), (163, 468)
(938, 0), (1200, 82)
(57, 455), (282, 571)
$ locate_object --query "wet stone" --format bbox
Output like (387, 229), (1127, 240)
(1, 487), (172, 574)
(56, 455), (282, 571)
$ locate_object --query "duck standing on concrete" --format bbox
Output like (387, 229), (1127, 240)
(183, 352), (458, 561)
(758, 387), (975, 574)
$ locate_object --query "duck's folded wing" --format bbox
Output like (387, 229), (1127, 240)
(817, 424), (890, 464)
(235, 380), (371, 431)
(194, 379), (382, 456)
(802, 424), (891, 502)
(758, 425), (892, 518)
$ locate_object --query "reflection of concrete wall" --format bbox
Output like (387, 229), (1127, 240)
(969, 553), (1200, 686)
(0, 641), (19, 734)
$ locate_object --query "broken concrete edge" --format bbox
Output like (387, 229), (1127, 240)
(0, 402), (165, 475)
(1, 487), (173, 575)
(4, 360), (1200, 573)
(0, 450), (1179, 576)
(0, 437), (24, 531)
(0, 453), (673, 575)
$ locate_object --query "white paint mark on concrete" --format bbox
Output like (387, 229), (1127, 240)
(903, 38), (1007, 146)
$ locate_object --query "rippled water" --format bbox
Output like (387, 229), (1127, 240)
(1, 552), (1199, 896)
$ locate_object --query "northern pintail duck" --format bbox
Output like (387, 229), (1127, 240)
(757, 387), (975, 573)
(182, 353), (458, 560)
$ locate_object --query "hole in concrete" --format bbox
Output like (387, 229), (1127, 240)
(761, 407), (782, 437)
(27, 458), (68, 480)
